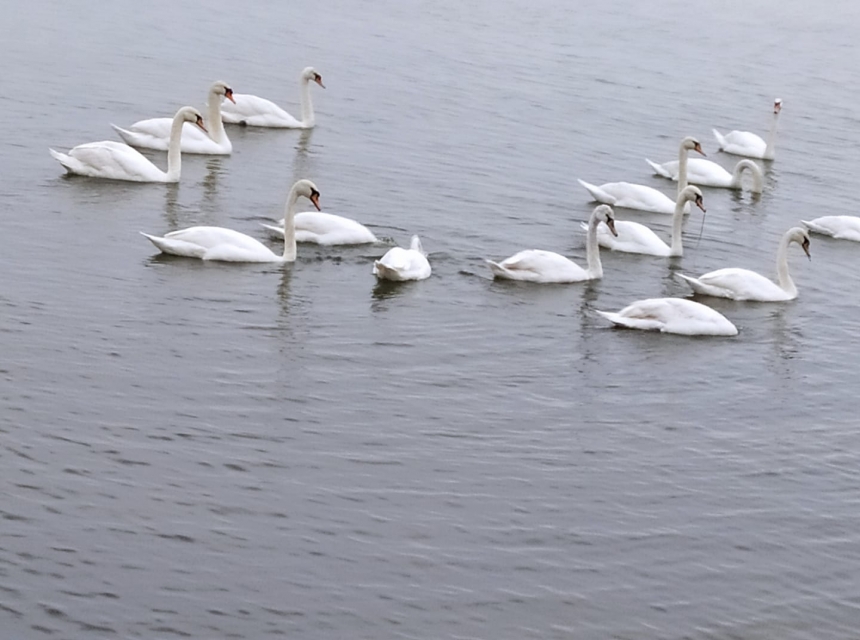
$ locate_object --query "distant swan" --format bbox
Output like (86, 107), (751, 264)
(262, 211), (376, 245)
(50, 106), (205, 183)
(802, 216), (860, 242)
(373, 236), (431, 281)
(578, 136), (705, 214)
(486, 205), (617, 283)
(646, 157), (764, 193)
(584, 186), (705, 257)
(677, 227), (811, 301)
(713, 98), (782, 160)
(222, 67), (325, 128)
(597, 298), (738, 336)
(141, 179), (321, 262)
(112, 81), (235, 155)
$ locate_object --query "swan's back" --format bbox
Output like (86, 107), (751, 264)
(221, 94), (299, 127)
(293, 212), (377, 244)
(373, 246), (431, 281)
(52, 140), (165, 182)
(599, 298), (737, 336)
(719, 130), (767, 157)
(678, 268), (793, 301)
(487, 250), (588, 283)
(592, 220), (670, 256)
(802, 216), (860, 241)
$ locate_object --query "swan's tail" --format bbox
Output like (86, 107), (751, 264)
(645, 159), (672, 178)
(712, 128), (727, 150)
(373, 260), (398, 280)
(675, 272), (714, 296)
(139, 231), (207, 258)
(577, 179), (616, 205)
(110, 123), (136, 145)
(49, 148), (76, 173)
(800, 220), (831, 236)
(485, 259), (513, 280)
(260, 223), (286, 238)
(596, 310), (664, 331)
(409, 235), (425, 255)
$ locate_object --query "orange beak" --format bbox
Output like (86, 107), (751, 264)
(314, 76), (325, 89)
(196, 116), (208, 133)
(695, 197), (706, 213)
(310, 193), (321, 211)
(695, 143), (706, 157)
(606, 218), (618, 237)
(225, 89), (236, 104)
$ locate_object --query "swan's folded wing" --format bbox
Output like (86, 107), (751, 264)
(596, 310), (664, 331)
(164, 226), (269, 253)
(692, 268), (775, 299)
(70, 141), (153, 179)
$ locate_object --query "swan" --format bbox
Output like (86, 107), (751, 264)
(50, 106), (205, 182)
(801, 216), (860, 242)
(578, 137), (705, 214)
(646, 157), (764, 193)
(486, 205), (617, 283)
(140, 179), (320, 262)
(676, 227), (811, 301)
(713, 98), (782, 160)
(583, 186), (705, 257)
(373, 236), (431, 281)
(221, 67), (325, 128)
(112, 81), (235, 155)
(261, 211), (377, 245)
(597, 298), (738, 336)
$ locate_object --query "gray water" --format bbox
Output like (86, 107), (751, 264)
(3, 0), (860, 637)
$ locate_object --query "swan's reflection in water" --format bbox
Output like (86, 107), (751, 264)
(163, 183), (181, 229)
(370, 277), (417, 310)
(292, 130), (315, 180)
(276, 264), (295, 321)
(200, 157), (225, 214)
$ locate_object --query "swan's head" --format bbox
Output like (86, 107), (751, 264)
(790, 227), (811, 260)
(211, 81), (236, 104)
(681, 136), (706, 157)
(773, 98), (783, 114)
(680, 185), (706, 212)
(593, 204), (618, 237)
(301, 67), (325, 89)
(179, 106), (207, 133)
(292, 179), (321, 210)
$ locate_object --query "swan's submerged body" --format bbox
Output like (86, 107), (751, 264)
(713, 98), (782, 160)
(373, 236), (431, 281)
(597, 298), (738, 336)
(802, 216), (860, 242)
(221, 67), (324, 128)
(646, 158), (764, 193)
(262, 211), (377, 245)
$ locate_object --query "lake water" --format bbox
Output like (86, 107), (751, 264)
(3, 0), (860, 637)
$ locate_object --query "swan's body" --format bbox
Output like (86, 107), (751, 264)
(487, 205), (617, 283)
(141, 179), (321, 262)
(584, 186), (705, 257)
(113, 81), (234, 155)
(677, 227), (811, 302)
(646, 158), (764, 193)
(713, 99), (782, 160)
(262, 211), (377, 245)
(50, 107), (205, 182)
(373, 236), (431, 281)
(597, 298), (738, 336)
(802, 216), (860, 242)
(221, 67), (324, 128)
(578, 137), (705, 214)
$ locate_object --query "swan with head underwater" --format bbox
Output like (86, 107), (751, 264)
(676, 227), (811, 301)
(597, 297), (738, 336)
(578, 137), (706, 214)
(373, 235), (432, 281)
(713, 98), (782, 160)
(50, 106), (205, 182)
(486, 205), (617, 283)
(140, 179), (321, 262)
(583, 186), (705, 257)
(112, 81), (235, 155)
(221, 67), (325, 128)
(646, 156), (764, 193)
(802, 216), (860, 242)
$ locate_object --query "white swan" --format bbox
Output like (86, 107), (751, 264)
(597, 298), (738, 336)
(262, 211), (377, 245)
(50, 106), (205, 183)
(583, 186), (705, 257)
(112, 81), (235, 155)
(221, 67), (325, 128)
(713, 98), (782, 160)
(646, 157), (764, 193)
(676, 227), (811, 301)
(373, 236), (431, 281)
(578, 136), (705, 214)
(141, 179), (320, 262)
(802, 216), (860, 242)
(486, 205), (617, 283)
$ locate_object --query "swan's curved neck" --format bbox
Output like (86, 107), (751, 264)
(165, 113), (185, 182)
(299, 77), (315, 128)
(585, 214), (604, 277)
(282, 187), (300, 262)
(732, 160), (764, 193)
(206, 88), (228, 143)
(669, 197), (687, 256)
(764, 110), (780, 159)
(677, 141), (690, 193)
(775, 232), (796, 295)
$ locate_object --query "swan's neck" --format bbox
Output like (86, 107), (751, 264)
(677, 141), (690, 193)
(282, 188), (299, 262)
(764, 110), (780, 159)
(669, 198), (686, 256)
(206, 89), (228, 143)
(732, 160), (764, 193)
(165, 113), (185, 181)
(585, 214), (603, 277)
(775, 232), (796, 295)
(299, 78), (314, 128)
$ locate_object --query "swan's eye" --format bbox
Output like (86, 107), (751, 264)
(311, 189), (320, 198)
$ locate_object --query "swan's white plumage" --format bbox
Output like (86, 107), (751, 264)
(373, 236), (431, 281)
(802, 216), (860, 242)
(646, 157), (764, 193)
(113, 81), (234, 155)
(713, 99), (782, 160)
(262, 211), (377, 245)
(597, 298), (738, 336)
(50, 107), (204, 182)
(222, 67), (324, 128)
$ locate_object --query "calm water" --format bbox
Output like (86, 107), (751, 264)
(3, 0), (860, 637)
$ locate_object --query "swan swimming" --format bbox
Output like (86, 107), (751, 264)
(713, 98), (782, 160)
(221, 67), (325, 128)
(801, 216), (860, 242)
(597, 298), (738, 336)
(646, 157), (764, 193)
(262, 211), (377, 245)
(373, 236), (431, 281)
